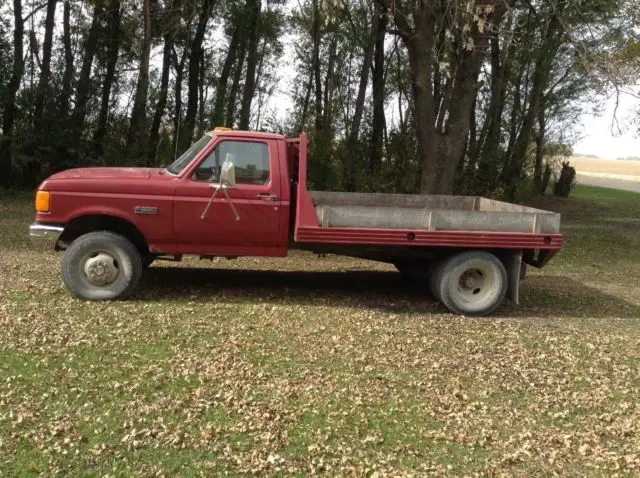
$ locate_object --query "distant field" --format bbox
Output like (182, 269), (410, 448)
(570, 156), (640, 192)
(570, 156), (640, 178)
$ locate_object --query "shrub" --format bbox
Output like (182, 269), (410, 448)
(553, 161), (576, 197)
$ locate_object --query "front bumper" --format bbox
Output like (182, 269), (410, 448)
(29, 223), (64, 250)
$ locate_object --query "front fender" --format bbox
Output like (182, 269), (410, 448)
(35, 191), (176, 253)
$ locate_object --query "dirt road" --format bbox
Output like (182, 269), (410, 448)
(576, 173), (640, 193)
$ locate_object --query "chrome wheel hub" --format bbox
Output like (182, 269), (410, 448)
(457, 267), (493, 300)
(83, 252), (119, 286)
(463, 275), (477, 288)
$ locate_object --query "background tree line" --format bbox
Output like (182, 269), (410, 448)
(0, 0), (638, 198)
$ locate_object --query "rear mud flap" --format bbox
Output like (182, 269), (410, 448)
(506, 251), (523, 304)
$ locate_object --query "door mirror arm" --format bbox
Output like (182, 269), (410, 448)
(200, 183), (240, 221)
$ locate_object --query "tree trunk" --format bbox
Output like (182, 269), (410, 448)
(504, 13), (562, 198)
(311, 0), (322, 132)
(251, 36), (268, 129)
(0, 0), (24, 188)
(172, 45), (187, 157)
(432, 18), (448, 121)
(434, 31), (497, 193)
(60, 0), (74, 116)
(225, 38), (247, 128)
(34, 0), (57, 122)
(502, 76), (522, 179)
(369, 9), (387, 171)
(403, 10), (437, 194)
(378, 0), (508, 194)
(476, 35), (512, 194)
(72, 0), (105, 133)
(197, 53), (207, 136)
(126, 0), (153, 161)
(93, 0), (122, 154)
(344, 14), (375, 190)
(394, 38), (410, 134)
(179, 0), (215, 152)
(28, 28), (36, 92)
(212, 27), (239, 127)
(321, 38), (337, 134)
(239, 0), (262, 130)
(533, 103), (546, 193)
(464, 93), (479, 190)
(148, 32), (173, 164)
(296, 69), (314, 133)
(541, 162), (552, 194)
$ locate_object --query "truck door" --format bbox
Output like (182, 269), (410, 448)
(173, 138), (282, 255)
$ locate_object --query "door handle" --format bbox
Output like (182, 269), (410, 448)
(256, 193), (278, 201)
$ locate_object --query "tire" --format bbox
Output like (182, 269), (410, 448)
(437, 251), (507, 316)
(395, 261), (444, 300)
(428, 259), (447, 302)
(61, 231), (143, 300)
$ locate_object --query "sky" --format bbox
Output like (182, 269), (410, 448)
(574, 92), (640, 159)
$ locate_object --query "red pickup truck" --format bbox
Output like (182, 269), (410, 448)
(30, 129), (562, 316)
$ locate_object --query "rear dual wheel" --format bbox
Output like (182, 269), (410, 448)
(397, 252), (507, 316)
(433, 251), (507, 316)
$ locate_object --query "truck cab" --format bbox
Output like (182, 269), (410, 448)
(32, 129), (293, 258)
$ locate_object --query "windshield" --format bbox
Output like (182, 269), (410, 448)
(165, 134), (213, 175)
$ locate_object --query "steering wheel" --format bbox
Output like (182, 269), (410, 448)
(194, 167), (213, 181)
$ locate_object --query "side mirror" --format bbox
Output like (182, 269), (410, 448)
(220, 153), (236, 187)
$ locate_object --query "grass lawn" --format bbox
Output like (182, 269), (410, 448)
(1, 184), (639, 476)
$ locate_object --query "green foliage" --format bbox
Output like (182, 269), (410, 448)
(544, 143), (573, 157)
(553, 162), (577, 197)
(0, 0), (637, 196)
(303, 127), (422, 194)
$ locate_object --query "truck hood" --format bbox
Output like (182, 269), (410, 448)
(48, 167), (155, 180)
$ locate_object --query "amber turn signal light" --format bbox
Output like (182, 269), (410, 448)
(35, 191), (50, 213)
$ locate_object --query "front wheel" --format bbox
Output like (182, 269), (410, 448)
(61, 231), (143, 300)
(436, 251), (507, 316)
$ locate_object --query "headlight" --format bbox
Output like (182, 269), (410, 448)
(35, 191), (51, 213)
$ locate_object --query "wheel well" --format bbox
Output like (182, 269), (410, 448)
(58, 215), (149, 255)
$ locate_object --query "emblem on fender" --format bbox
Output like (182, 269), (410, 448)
(134, 206), (159, 215)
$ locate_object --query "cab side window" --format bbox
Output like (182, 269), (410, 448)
(192, 140), (270, 185)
